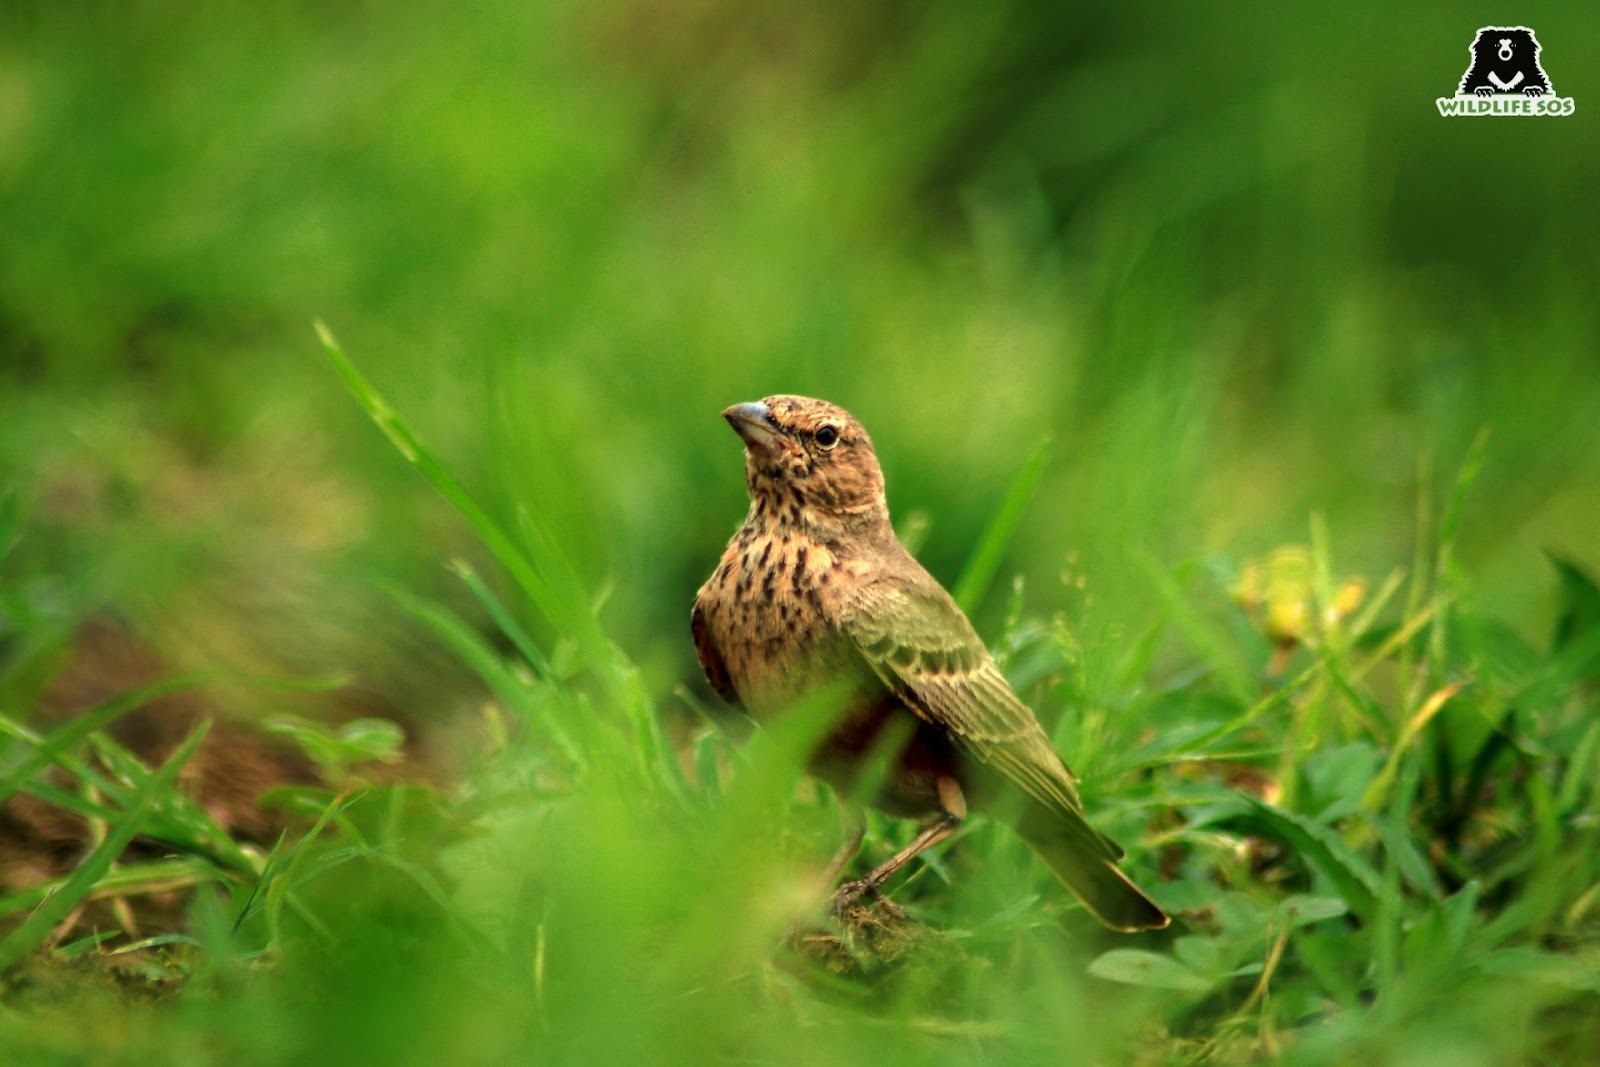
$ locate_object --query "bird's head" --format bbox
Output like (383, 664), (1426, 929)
(722, 395), (891, 539)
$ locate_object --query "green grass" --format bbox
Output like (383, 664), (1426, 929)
(3, 342), (1597, 1062)
(2, 1), (1598, 1063)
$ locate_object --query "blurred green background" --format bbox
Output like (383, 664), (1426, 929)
(2, 2), (1598, 1060)
(4, 0), (1595, 686)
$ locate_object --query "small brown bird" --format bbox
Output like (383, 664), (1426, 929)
(692, 396), (1168, 931)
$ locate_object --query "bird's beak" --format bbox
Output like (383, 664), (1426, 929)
(723, 401), (783, 455)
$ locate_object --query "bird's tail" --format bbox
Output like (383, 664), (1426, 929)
(1015, 806), (1169, 932)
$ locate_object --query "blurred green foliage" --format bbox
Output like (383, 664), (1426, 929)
(4, 0), (1596, 668)
(1, 1), (1597, 1063)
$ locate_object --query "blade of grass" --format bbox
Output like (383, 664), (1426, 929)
(1426, 429), (1489, 678)
(1346, 568), (1406, 644)
(1556, 718), (1600, 816)
(1351, 602), (1439, 684)
(1308, 513), (1338, 643)
(85, 730), (259, 877)
(316, 322), (615, 691)
(510, 507), (684, 805)
(107, 933), (204, 955)
(0, 673), (199, 808)
(12, 778), (117, 827)
(0, 719), (211, 971)
(1139, 553), (1255, 707)
(238, 793), (362, 941)
(1166, 669), (1308, 757)
(385, 578), (584, 771)
(1362, 682), (1463, 812)
(0, 857), (222, 922)
(450, 558), (555, 682)
(57, 931), (120, 958)
(952, 437), (1050, 614)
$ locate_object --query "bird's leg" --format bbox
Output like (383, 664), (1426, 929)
(833, 816), (958, 902)
(818, 808), (867, 893)
(830, 777), (966, 915)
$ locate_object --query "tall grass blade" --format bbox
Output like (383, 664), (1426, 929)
(449, 558), (555, 682)
(953, 438), (1050, 613)
(316, 322), (614, 687)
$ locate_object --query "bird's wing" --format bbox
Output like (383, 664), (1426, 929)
(838, 571), (1116, 857)
(691, 600), (741, 707)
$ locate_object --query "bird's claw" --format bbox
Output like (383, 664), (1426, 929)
(829, 877), (906, 920)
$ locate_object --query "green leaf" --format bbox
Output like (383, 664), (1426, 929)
(266, 718), (345, 774)
(337, 719), (405, 763)
(267, 715), (405, 782)
(1477, 947), (1600, 994)
(1276, 894), (1348, 928)
(1172, 934), (1221, 974)
(1239, 794), (1382, 921)
(1440, 881), (1481, 956)
(1089, 948), (1211, 992)
(1294, 926), (1365, 1006)
(1302, 742), (1380, 821)
(1378, 810), (1443, 898)
(1455, 707), (1520, 826)
(1439, 429), (1489, 560)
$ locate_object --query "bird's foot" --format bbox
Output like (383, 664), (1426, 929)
(828, 877), (906, 921)
(783, 879), (944, 977)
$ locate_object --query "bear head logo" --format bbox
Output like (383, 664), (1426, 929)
(1457, 26), (1553, 97)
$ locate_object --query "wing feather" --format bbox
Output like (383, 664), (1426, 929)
(838, 573), (1119, 860)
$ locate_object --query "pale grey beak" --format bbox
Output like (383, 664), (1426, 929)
(722, 401), (782, 453)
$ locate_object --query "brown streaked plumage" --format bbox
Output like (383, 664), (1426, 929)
(692, 395), (1168, 931)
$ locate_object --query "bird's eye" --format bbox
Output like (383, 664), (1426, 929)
(815, 425), (840, 449)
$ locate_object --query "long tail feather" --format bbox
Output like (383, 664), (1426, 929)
(1015, 806), (1169, 932)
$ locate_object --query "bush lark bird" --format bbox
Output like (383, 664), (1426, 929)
(692, 395), (1167, 932)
